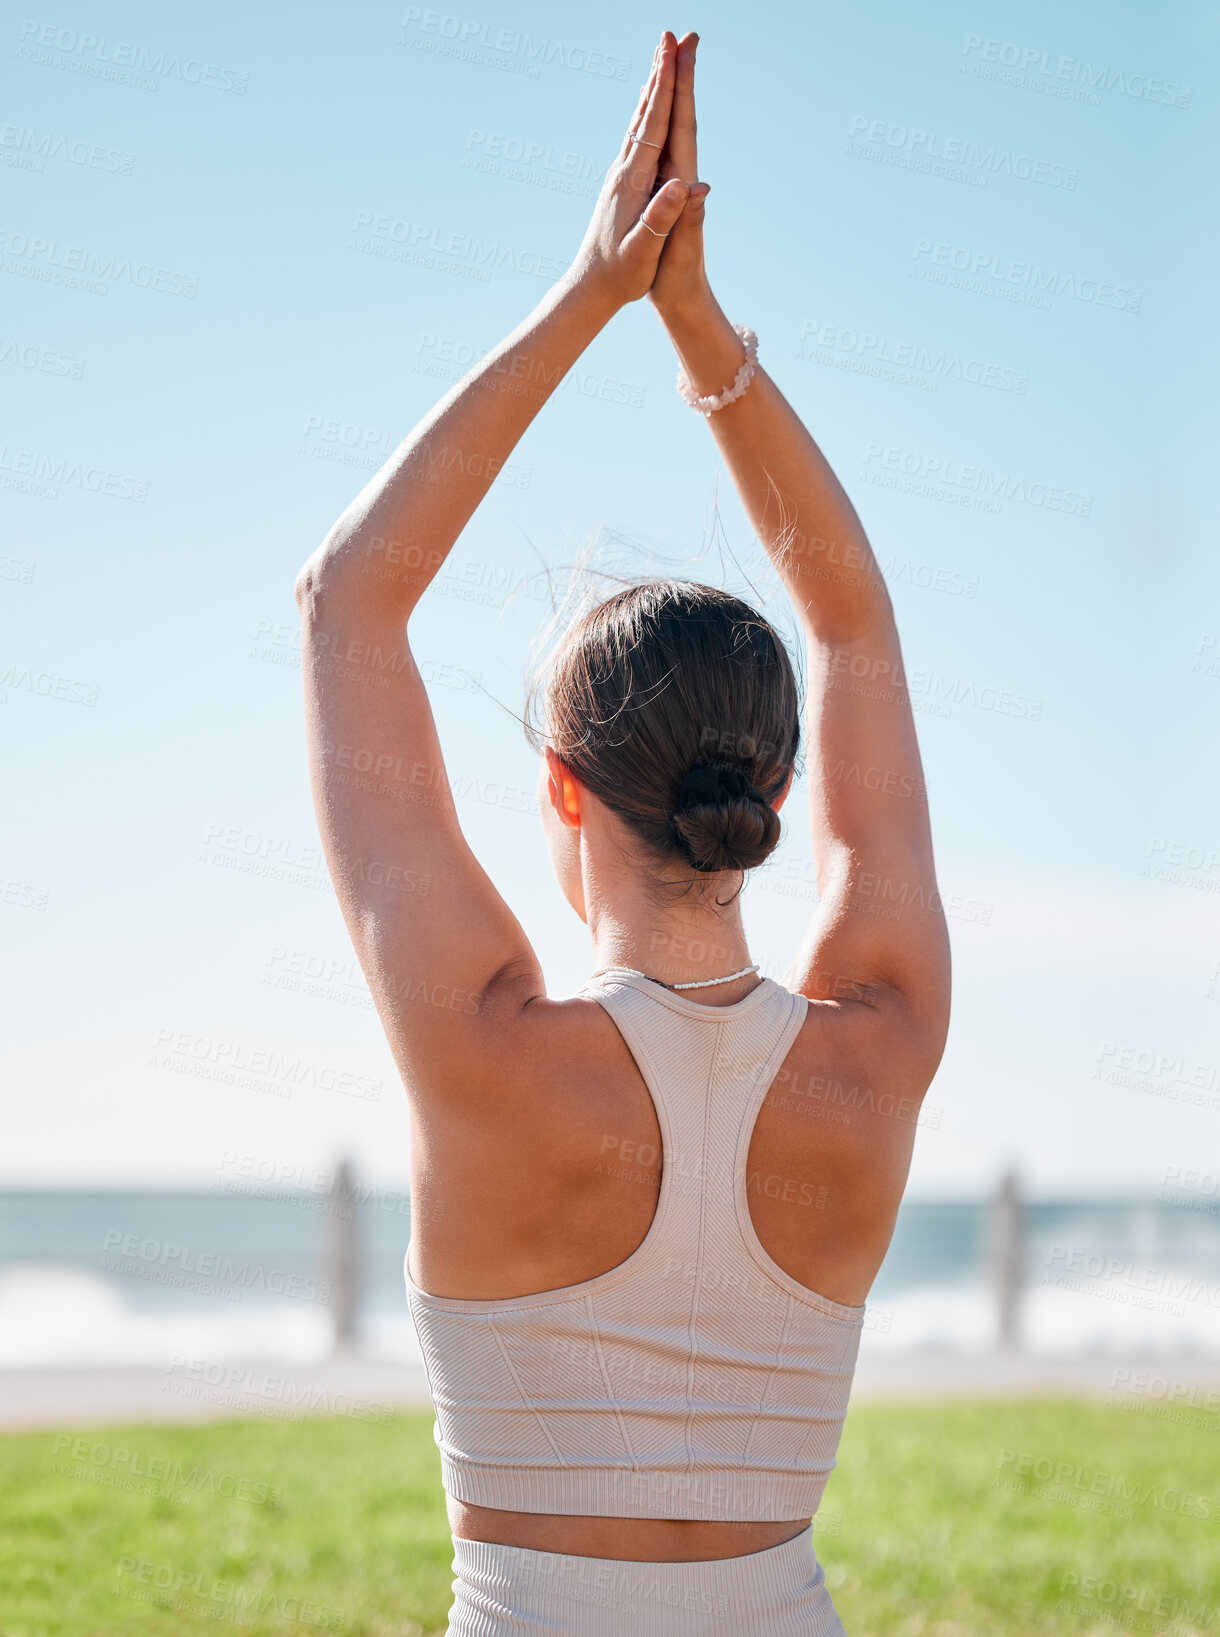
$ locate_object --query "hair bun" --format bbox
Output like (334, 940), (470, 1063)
(669, 760), (781, 874)
(677, 762), (752, 808)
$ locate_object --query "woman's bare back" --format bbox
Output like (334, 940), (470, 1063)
(406, 978), (935, 1561)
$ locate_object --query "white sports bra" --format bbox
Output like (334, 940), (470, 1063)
(406, 969), (865, 1522)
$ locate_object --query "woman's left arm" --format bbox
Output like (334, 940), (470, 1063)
(294, 34), (690, 1097)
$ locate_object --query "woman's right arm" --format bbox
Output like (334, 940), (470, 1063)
(651, 36), (950, 1067)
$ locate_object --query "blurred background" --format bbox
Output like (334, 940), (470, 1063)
(2, 0), (1218, 1422)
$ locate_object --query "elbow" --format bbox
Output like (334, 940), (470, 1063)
(296, 522), (429, 625)
(294, 549), (324, 600)
(293, 558), (314, 608)
(294, 533), (349, 616)
(293, 553), (326, 621)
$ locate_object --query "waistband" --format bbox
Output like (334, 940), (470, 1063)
(439, 1446), (834, 1521)
(448, 1526), (846, 1636)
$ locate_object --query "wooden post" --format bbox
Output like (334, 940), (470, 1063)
(328, 1157), (360, 1354)
(989, 1167), (1024, 1352)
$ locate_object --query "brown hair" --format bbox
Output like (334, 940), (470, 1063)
(528, 579), (800, 880)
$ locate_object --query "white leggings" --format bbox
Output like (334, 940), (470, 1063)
(445, 1525), (846, 1635)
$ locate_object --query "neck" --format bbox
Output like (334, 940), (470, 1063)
(585, 870), (757, 1004)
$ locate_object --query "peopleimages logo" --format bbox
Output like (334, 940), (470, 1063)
(399, 8), (632, 80)
(15, 19), (249, 93)
(911, 239), (1139, 313)
(862, 442), (1092, 517)
(847, 115), (1078, 189)
(0, 444), (148, 501)
(960, 34), (1191, 109)
(99, 1230), (331, 1303)
(0, 334), (84, 379)
(0, 226), (198, 298)
(798, 318), (1028, 396)
(0, 121), (136, 176)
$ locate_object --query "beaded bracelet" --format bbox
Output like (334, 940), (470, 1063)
(676, 324), (758, 415)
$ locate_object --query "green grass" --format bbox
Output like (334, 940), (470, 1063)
(1, 1399), (1217, 1635)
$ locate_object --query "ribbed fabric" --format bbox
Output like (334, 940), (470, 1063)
(446, 1526), (846, 1636)
(407, 970), (865, 1523)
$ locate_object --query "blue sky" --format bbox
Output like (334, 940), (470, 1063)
(2, 0), (1217, 1195)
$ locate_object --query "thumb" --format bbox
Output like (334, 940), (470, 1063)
(623, 178), (689, 256)
(682, 181), (712, 222)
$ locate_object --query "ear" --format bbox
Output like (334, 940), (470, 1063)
(771, 768), (795, 814)
(543, 746), (583, 829)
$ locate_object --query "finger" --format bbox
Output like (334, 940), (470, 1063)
(621, 177), (689, 259)
(633, 45), (662, 130)
(666, 32), (699, 179)
(628, 32), (677, 171)
(621, 39), (662, 160)
(662, 182), (711, 244)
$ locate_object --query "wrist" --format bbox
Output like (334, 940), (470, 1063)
(553, 262), (626, 330)
(653, 283), (727, 339)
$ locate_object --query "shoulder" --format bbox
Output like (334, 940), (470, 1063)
(771, 988), (943, 1155)
(476, 970), (626, 1057)
(417, 970), (641, 1135)
(787, 967), (948, 1088)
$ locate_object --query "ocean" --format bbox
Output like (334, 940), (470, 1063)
(2, 1188), (1218, 1369)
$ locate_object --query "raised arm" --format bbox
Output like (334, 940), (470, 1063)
(293, 36), (694, 1095)
(650, 34), (950, 1066)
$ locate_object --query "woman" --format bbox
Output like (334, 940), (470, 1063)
(296, 29), (950, 1635)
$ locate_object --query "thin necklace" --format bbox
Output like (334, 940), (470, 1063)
(593, 962), (760, 992)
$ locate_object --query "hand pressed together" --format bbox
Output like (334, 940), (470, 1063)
(647, 31), (712, 320)
(568, 30), (712, 315)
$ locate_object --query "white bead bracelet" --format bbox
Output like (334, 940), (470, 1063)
(676, 324), (758, 415)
